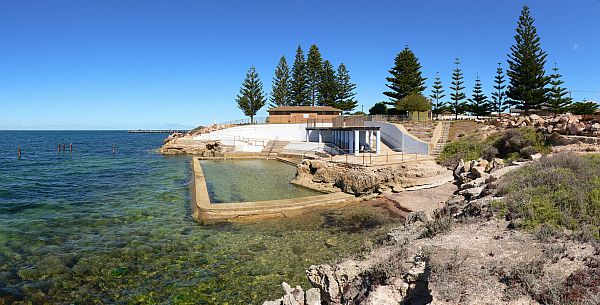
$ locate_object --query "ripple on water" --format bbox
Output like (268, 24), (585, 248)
(0, 131), (400, 304)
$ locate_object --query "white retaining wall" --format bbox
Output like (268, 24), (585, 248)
(365, 121), (429, 154)
(193, 123), (332, 142)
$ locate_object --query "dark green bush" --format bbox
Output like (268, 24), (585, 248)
(497, 153), (600, 240)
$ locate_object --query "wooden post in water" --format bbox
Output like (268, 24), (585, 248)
(18, 146), (21, 160)
(70, 143), (73, 152)
(62, 144), (66, 151)
(58, 144), (61, 152)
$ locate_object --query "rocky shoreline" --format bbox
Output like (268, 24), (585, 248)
(292, 160), (454, 196)
(263, 154), (600, 305)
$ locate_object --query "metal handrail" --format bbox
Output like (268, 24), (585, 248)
(265, 136), (280, 159)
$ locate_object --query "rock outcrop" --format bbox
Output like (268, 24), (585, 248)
(160, 137), (225, 155)
(493, 114), (600, 137)
(262, 283), (321, 305)
(305, 252), (430, 305)
(293, 160), (453, 196)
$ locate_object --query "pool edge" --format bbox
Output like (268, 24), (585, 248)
(190, 157), (356, 222)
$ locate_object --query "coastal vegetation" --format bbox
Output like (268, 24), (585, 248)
(496, 153), (600, 240)
(437, 127), (550, 167)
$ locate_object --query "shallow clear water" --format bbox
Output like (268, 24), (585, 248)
(0, 131), (396, 304)
(200, 159), (320, 203)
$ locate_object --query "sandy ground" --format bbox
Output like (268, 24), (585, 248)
(383, 183), (458, 219)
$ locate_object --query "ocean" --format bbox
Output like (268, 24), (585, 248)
(0, 131), (393, 304)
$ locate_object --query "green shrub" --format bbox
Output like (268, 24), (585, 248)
(497, 153), (600, 240)
(437, 136), (485, 167)
(437, 127), (550, 167)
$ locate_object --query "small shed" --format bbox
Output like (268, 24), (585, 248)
(267, 106), (342, 124)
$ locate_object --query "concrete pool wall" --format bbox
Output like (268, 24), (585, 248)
(190, 157), (356, 221)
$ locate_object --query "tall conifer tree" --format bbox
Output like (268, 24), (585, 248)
(306, 44), (324, 106)
(290, 45), (309, 106)
(548, 63), (572, 114)
(506, 5), (550, 115)
(236, 66), (266, 124)
(335, 63), (358, 112)
(449, 58), (466, 120)
(430, 72), (446, 115)
(383, 46), (426, 105)
(317, 60), (338, 107)
(270, 56), (291, 108)
(491, 62), (508, 117)
(467, 75), (492, 118)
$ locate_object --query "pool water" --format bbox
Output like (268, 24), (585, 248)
(200, 159), (321, 203)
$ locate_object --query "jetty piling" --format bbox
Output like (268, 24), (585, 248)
(18, 146), (21, 160)
(70, 143), (73, 152)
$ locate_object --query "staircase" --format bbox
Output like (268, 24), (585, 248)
(400, 121), (438, 142)
(260, 140), (289, 159)
(430, 122), (451, 156)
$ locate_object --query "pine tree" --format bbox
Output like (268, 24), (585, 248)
(383, 46), (427, 105)
(236, 66), (266, 124)
(506, 5), (550, 115)
(449, 58), (466, 120)
(317, 60), (338, 107)
(467, 75), (492, 119)
(548, 63), (572, 114)
(290, 45), (309, 106)
(429, 72), (446, 115)
(335, 63), (358, 112)
(570, 100), (599, 115)
(491, 62), (508, 117)
(270, 56), (291, 108)
(306, 44), (324, 106)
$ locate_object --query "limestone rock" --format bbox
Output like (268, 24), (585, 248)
(458, 186), (485, 199)
(337, 170), (381, 195)
(530, 153), (542, 160)
(281, 282), (304, 305)
(305, 288), (321, 305)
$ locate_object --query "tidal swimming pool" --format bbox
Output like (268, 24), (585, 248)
(199, 159), (321, 203)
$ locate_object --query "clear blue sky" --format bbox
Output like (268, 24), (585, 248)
(1, 0), (599, 130)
